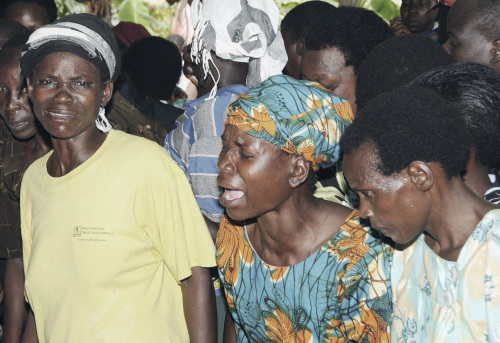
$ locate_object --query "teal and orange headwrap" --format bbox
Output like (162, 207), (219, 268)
(226, 75), (354, 171)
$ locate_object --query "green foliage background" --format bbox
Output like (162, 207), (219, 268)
(54, 0), (401, 38)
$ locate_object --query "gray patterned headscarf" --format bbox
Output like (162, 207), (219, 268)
(20, 13), (121, 82)
(190, 0), (287, 98)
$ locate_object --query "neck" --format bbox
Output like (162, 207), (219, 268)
(249, 189), (348, 266)
(48, 127), (107, 177)
(198, 56), (249, 97)
(424, 177), (495, 261)
(464, 152), (492, 198)
(217, 66), (248, 90)
(24, 132), (51, 164)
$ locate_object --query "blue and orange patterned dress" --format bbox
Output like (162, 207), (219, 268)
(217, 210), (393, 342)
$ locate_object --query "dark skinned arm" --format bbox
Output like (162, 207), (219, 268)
(223, 310), (237, 343)
(181, 266), (217, 343)
(3, 257), (28, 343)
(203, 216), (220, 245)
(21, 308), (38, 343)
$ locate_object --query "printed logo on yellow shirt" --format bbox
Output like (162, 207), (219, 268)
(73, 226), (114, 242)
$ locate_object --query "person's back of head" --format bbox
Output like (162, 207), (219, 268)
(447, 0), (500, 74)
(0, 0), (57, 30)
(301, 6), (394, 112)
(122, 36), (182, 102)
(412, 62), (500, 170)
(356, 34), (453, 111)
(280, 1), (336, 79)
(188, 0), (286, 97)
(0, 18), (28, 49)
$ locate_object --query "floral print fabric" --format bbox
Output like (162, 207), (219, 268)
(226, 75), (354, 171)
(217, 210), (393, 342)
(391, 209), (500, 342)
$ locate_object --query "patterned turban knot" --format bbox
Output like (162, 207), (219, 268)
(226, 75), (354, 171)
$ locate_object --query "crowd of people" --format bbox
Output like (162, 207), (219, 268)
(0, 0), (499, 342)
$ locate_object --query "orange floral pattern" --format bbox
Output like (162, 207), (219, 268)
(216, 216), (254, 287)
(216, 211), (393, 342)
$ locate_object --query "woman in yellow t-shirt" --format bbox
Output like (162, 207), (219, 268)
(19, 13), (216, 343)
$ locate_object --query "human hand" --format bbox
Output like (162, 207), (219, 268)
(390, 17), (411, 36)
(138, 125), (157, 142)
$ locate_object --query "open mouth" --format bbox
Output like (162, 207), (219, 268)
(220, 188), (244, 207)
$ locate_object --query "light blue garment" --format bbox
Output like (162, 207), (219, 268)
(218, 211), (393, 342)
(391, 209), (500, 343)
(164, 84), (248, 222)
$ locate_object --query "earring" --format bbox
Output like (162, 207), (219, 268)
(95, 107), (112, 133)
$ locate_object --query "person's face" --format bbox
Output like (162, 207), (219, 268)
(300, 48), (357, 114)
(27, 52), (112, 140)
(3, 2), (50, 31)
(400, 0), (438, 34)
(343, 142), (430, 244)
(0, 48), (38, 140)
(446, 9), (498, 73)
(282, 29), (302, 79)
(217, 124), (294, 221)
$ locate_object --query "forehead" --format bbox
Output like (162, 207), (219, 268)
(223, 124), (282, 153)
(33, 51), (100, 76)
(343, 142), (381, 185)
(343, 142), (408, 194)
(301, 48), (347, 74)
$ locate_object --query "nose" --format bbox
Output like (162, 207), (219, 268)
(53, 87), (74, 104)
(6, 91), (21, 113)
(217, 149), (236, 175)
(358, 199), (374, 219)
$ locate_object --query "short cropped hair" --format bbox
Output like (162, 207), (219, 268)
(412, 62), (500, 168)
(0, 18), (27, 48)
(0, 0), (57, 23)
(355, 35), (453, 111)
(281, 1), (336, 42)
(304, 6), (394, 73)
(340, 85), (471, 178)
(122, 36), (182, 101)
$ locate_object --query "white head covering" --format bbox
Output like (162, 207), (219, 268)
(190, 0), (287, 98)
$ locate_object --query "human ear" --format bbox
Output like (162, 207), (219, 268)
(289, 156), (310, 188)
(490, 38), (500, 65)
(100, 80), (113, 107)
(408, 161), (434, 191)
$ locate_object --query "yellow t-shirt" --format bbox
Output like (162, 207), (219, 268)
(21, 130), (216, 343)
